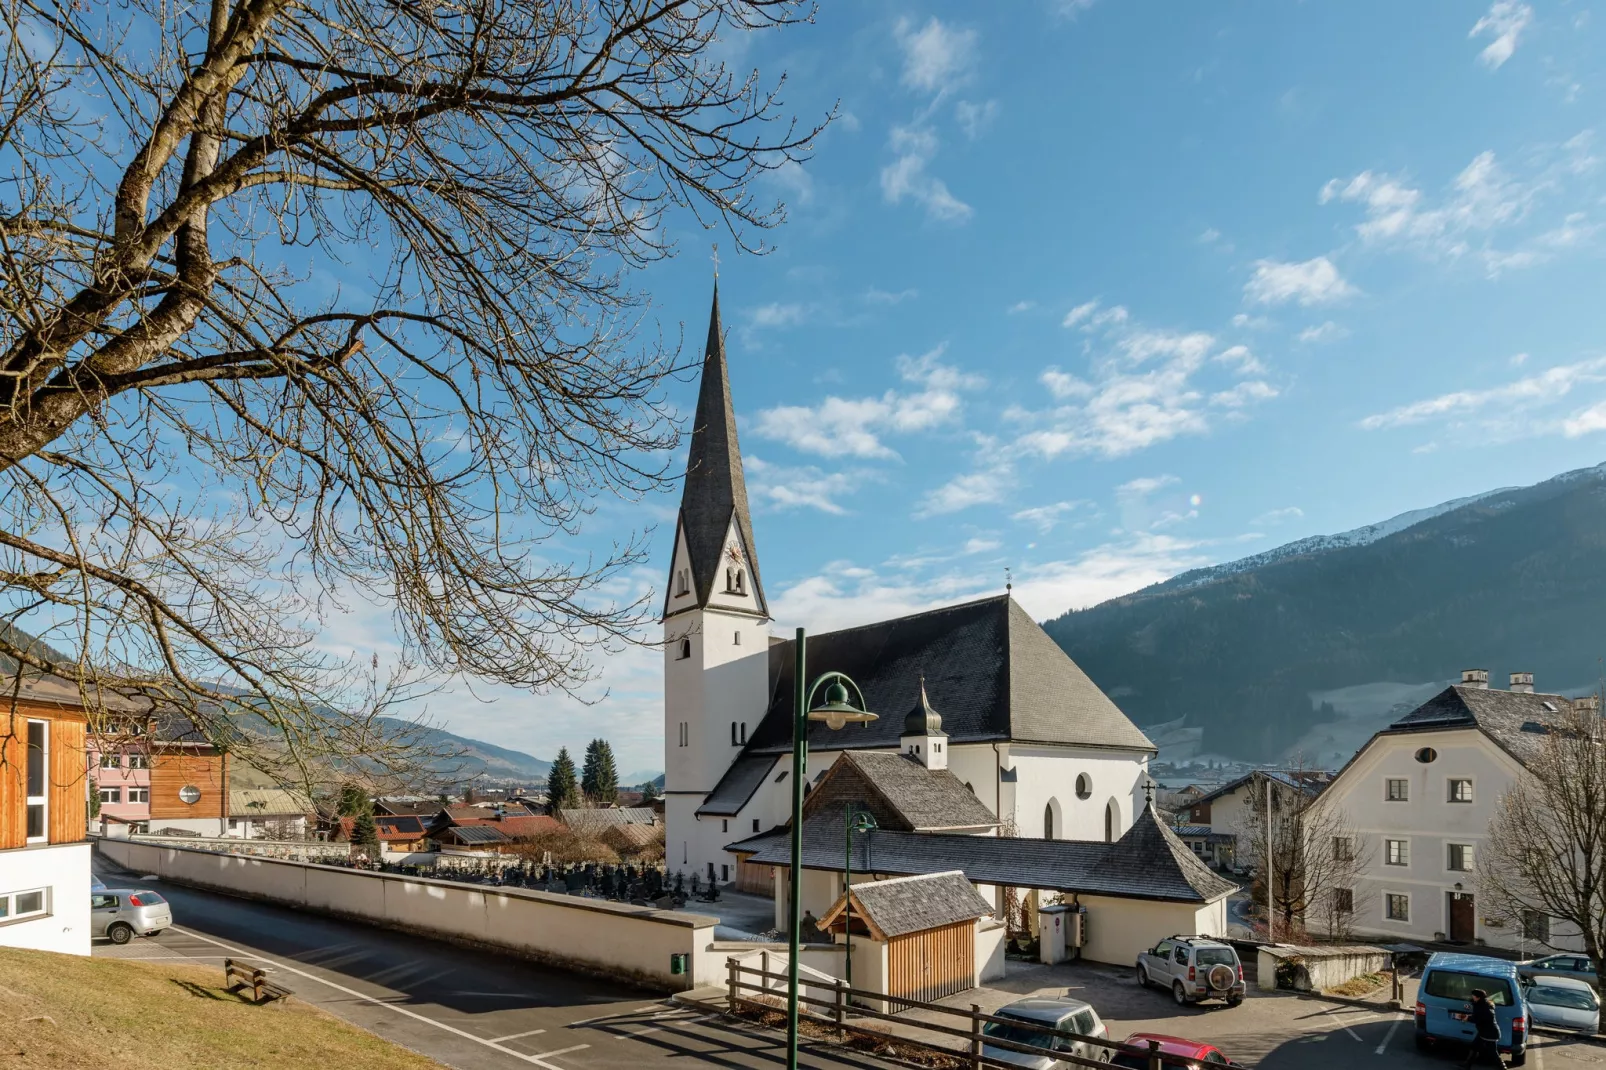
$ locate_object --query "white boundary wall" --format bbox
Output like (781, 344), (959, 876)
(97, 838), (718, 989)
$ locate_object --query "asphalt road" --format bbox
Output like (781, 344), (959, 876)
(89, 855), (896, 1070)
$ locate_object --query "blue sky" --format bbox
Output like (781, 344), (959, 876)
(397, 1), (1606, 773)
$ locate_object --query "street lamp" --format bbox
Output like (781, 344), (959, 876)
(786, 628), (876, 1070)
(843, 808), (878, 992)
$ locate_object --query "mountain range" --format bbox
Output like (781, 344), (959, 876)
(1041, 461), (1606, 765)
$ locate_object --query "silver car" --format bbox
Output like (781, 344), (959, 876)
(91, 888), (172, 944)
(1137, 936), (1247, 1007)
(980, 996), (1111, 1068)
(1518, 953), (1599, 988)
(1524, 977), (1600, 1033)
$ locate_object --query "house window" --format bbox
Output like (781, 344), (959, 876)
(721, 819), (728, 833)
(127, 754), (148, 770)
(0, 888), (49, 922)
(1447, 779), (1473, 804)
(99, 753), (121, 769)
(721, 864), (729, 882)
(1385, 838), (1409, 866)
(1447, 843), (1474, 872)
(1333, 836), (1354, 862)
(25, 720), (47, 842)
(1386, 893), (1411, 922)
(127, 788), (149, 804)
(1333, 888), (1354, 914)
(677, 637), (691, 660)
(99, 787), (122, 805)
(1385, 778), (1408, 801)
(1523, 911), (1550, 942)
(753, 818), (760, 833)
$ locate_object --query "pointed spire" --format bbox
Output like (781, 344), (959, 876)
(670, 283), (767, 616)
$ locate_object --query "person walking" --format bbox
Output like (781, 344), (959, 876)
(1462, 988), (1506, 1069)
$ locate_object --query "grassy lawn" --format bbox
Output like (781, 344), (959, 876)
(0, 946), (449, 1070)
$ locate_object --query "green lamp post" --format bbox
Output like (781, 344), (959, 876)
(785, 629), (876, 1070)
(842, 807), (878, 992)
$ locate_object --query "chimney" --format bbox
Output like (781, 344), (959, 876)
(1461, 669), (1489, 689)
(1509, 671), (1535, 694)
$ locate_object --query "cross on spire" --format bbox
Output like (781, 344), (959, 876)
(711, 242), (719, 279)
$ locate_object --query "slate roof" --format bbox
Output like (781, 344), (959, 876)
(740, 595), (1154, 759)
(729, 803), (1238, 904)
(822, 751), (999, 832)
(434, 823), (510, 845)
(819, 871), (995, 939)
(665, 284), (767, 616)
(1385, 684), (1585, 768)
(559, 807), (659, 837)
(698, 753), (780, 817)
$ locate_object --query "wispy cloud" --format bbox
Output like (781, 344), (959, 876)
(1470, 2), (1533, 70)
(1252, 506), (1305, 526)
(753, 346), (984, 459)
(744, 456), (867, 515)
(955, 99), (999, 140)
(1117, 475), (1179, 501)
(917, 466), (1011, 516)
(1062, 299), (1101, 328)
(1320, 140), (1597, 276)
(749, 302), (806, 329)
(881, 124), (973, 222)
(1011, 500), (1088, 533)
(1360, 356), (1606, 432)
(1297, 321), (1347, 344)
(865, 287), (919, 305)
(1006, 300), (1035, 315)
(894, 16), (976, 93)
(1244, 257), (1356, 306)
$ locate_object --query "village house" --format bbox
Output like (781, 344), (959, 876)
(1, 672), (98, 955)
(1181, 768), (1332, 869)
(1313, 669), (1592, 951)
(662, 285), (1159, 890)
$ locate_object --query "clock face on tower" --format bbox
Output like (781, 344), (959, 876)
(725, 545), (745, 565)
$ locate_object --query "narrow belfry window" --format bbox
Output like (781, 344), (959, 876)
(675, 568), (690, 596)
(740, 723), (748, 745)
(678, 636), (691, 659)
(735, 569), (746, 594)
(731, 722), (738, 746)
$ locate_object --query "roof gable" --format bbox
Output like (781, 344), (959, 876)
(805, 751), (998, 832)
(818, 870), (993, 939)
(1390, 684), (1582, 768)
(741, 594), (1152, 756)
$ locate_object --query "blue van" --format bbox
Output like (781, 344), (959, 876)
(1415, 953), (1528, 1066)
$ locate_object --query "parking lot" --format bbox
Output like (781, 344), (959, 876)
(887, 957), (1606, 1070)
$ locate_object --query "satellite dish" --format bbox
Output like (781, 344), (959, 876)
(178, 785), (202, 805)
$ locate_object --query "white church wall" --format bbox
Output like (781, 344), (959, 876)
(946, 745), (1002, 817)
(1006, 745), (1149, 842)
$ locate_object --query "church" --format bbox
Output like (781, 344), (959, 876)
(662, 286), (1164, 889)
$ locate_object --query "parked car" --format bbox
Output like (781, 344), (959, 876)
(1415, 952), (1528, 1066)
(979, 996), (1112, 1067)
(91, 888), (172, 944)
(1518, 953), (1599, 988)
(90, 874), (106, 892)
(1136, 936), (1247, 1007)
(1108, 1033), (1244, 1069)
(1523, 977), (1600, 1034)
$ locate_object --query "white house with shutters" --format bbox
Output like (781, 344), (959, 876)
(1312, 669), (1591, 952)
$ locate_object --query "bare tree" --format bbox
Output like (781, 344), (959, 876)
(0, 0), (826, 785)
(1238, 769), (1372, 941)
(1481, 695), (1606, 980)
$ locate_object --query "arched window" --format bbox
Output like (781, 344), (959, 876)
(1075, 773), (1092, 800)
(965, 782), (974, 794)
(740, 722), (747, 745)
(1044, 803), (1055, 841)
(1104, 799), (1118, 843)
(731, 722), (738, 746)
(735, 569), (746, 594)
(678, 636), (691, 659)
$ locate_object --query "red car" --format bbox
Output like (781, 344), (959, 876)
(1108, 1033), (1243, 1069)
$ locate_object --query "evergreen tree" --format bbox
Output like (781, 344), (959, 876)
(351, 811), (380, 853)
(639, 778), (660, 803)
(336, 782), (371, 816)
(547, 747), (579, 813)
(581, 738), (618, 804)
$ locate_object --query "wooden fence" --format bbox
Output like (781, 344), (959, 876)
(724, 959), (1210, 1070)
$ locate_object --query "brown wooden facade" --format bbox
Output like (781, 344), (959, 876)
(1, 697), (89, 850)
(887, 919), (974, 1004)
(149, 747), (228, 826)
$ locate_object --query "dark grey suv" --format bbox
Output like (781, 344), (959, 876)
(1136, 936), (1246, 1007)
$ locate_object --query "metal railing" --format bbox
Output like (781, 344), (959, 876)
(724, 959), (1213, 1070)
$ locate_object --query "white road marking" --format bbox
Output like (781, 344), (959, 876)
(1533, 1032), (1545, 1070)
(531, 1045), (590, 1060)
(1322, 1006), (1362, 1040)
(490, 1029), (548, 1043)
(564, 1003), (670, 1028)
(167, 927), (580, 1070)
(1375, 1016), (1403, 1054)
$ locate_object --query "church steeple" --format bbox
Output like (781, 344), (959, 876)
(665, 283), (767, 618)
